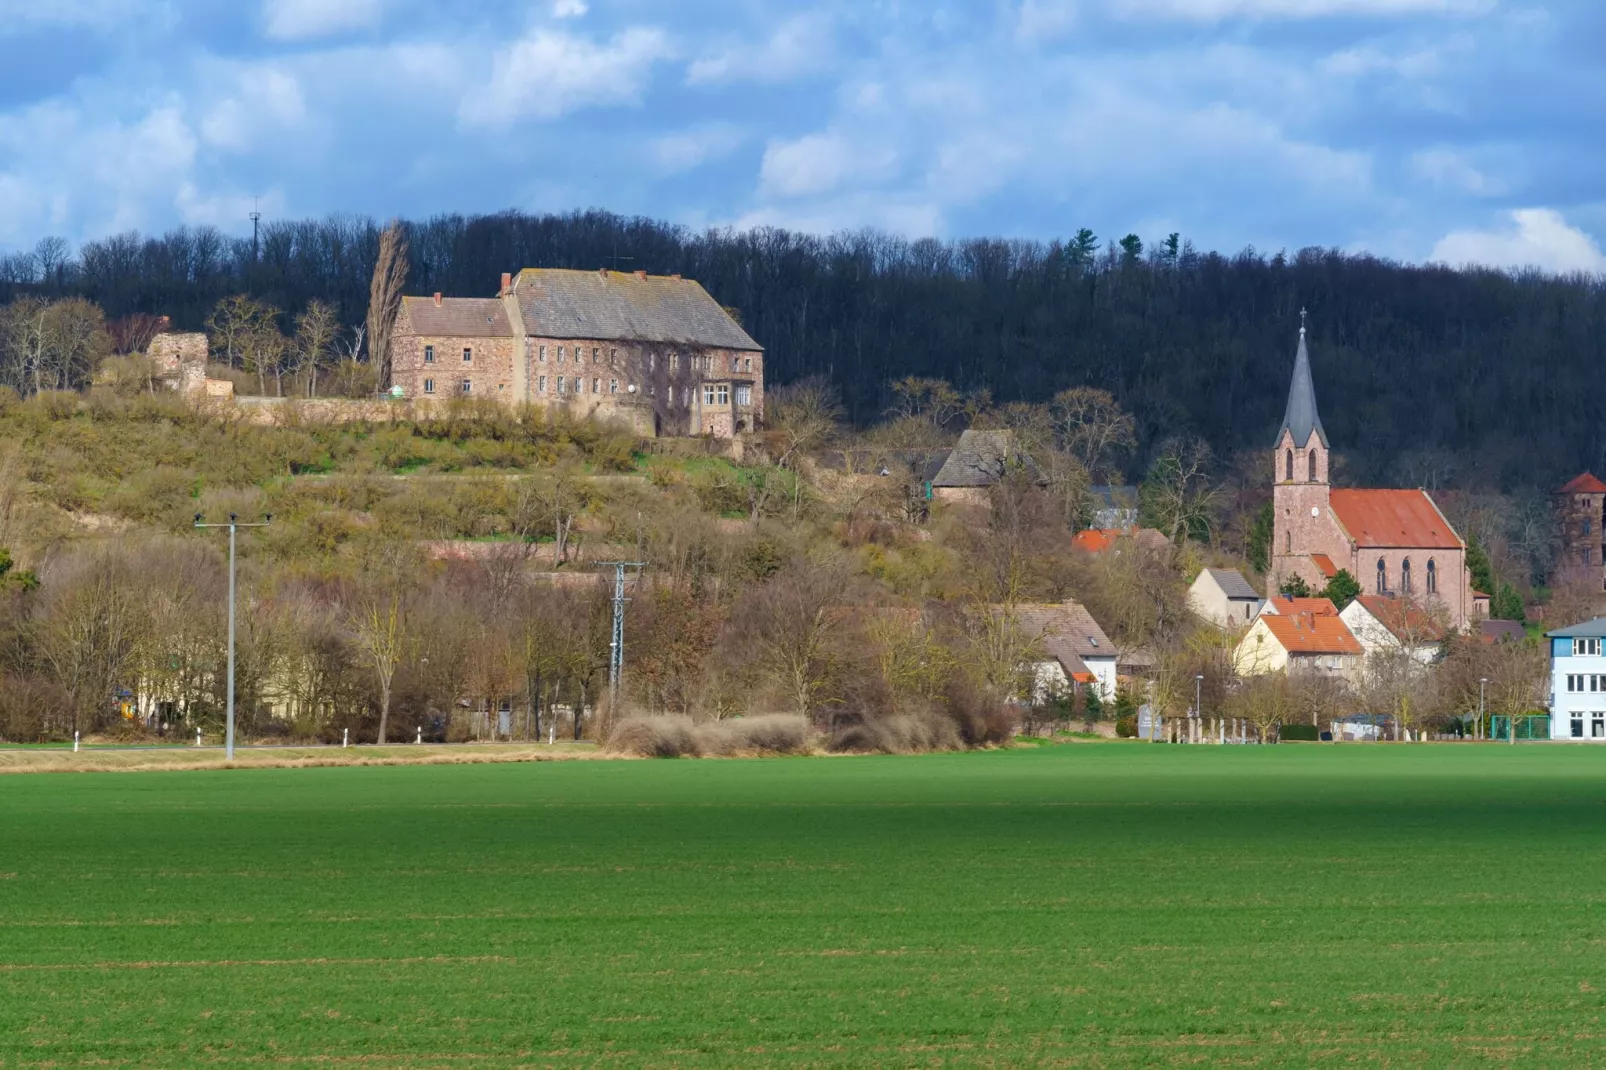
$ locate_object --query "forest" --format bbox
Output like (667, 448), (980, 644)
(2, 210), (1603, 491)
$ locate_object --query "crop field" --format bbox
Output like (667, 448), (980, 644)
(2, 746), (1604, 1067)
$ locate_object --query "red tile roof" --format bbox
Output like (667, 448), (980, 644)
(1072, 528), (1169, 554)
(1265, 596), (1339, 616)
(1329, 489), (1462, 549)
(1560, 473), (1606, 495)
(1259, 612), (1363, 656)
(1352, 594), (1448, 642)
(1310, 553), (1338, 578)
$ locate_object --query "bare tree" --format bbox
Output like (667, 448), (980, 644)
(293, 300), (340, 398)
(1140, 436), (1221, 545)
(366, 220), (409, 390)
(724, 557), (857, 718)
(0, 296), (110, 395)
(764, 376), (843, 521)
(530, 464), (592, 566)
(345, 570), (414, 744)
(205, 295), (276, 373)
(1051, 387), (1137, 483)
(33, 548), (145, 735)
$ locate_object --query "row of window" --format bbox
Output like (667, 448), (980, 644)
(1284, 449), (1318, 483)
(539, 345), (613, 365)
(1375, 557), (1438, 595)
(1563, 674), (1606, 693)
(1573, 638), (1602, 657)
(1569, 713), (1606, 738)
(423, 345), (472, 365)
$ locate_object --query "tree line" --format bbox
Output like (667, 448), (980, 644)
(3, 211), (1602, 488)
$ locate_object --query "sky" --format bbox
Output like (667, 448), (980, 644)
(0, 0), (1602, 273)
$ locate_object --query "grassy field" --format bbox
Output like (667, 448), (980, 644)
(2, 746), (1603, 1067)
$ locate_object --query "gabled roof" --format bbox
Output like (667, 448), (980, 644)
(1259, 612), (1362, 656)
(1201, 568), (1259, 600)
(1274, 324), (1328, 449)
(511, 269), (761, 351)
(1073, 527), (1170, 553)
(1350, 594), (1447, 643)
(932, 430), (1043, 488)
(1329, 489), (1462, 549)
(1311, 553), (1338, 578)
(1480, 620), (1527, 645)
(1264, 596), (1339, 616)
(1560, 472), (1606, 495)
(400, 296), (513, 338)
(1008, 602), (1115, 660)
(1546, 617), (1606, 638)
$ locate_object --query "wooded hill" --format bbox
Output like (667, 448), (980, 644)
(3, 211), (1603, 489)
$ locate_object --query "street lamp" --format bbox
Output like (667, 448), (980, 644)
(1479, 677), (1488, 742)
(194, 513), (270, 761)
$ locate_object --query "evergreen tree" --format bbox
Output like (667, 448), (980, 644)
(1278, 575), (1312, 598)
(1493, 582), (1525, 622)
(1319, 569), (1361, 610)
(1467, 536), (1496, 596)
(1247, 501), (1274, 573)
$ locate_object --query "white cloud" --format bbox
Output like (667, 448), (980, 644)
(552, 0), (588, 16)
(0, 0), (153, 32)
(760, 133), (859, 198)
(199, 65), (308, 152)
(1116, 0), (1490, 19)
(1430, 209), (1606, 274)
(687, 14), (833, 86)
(1015, 0), (1080, 42)
(649, 126), (746, 174)
(465, 26), (674, 125)
(262, 0), (385, 42)
(1408, 147), (1500, 195)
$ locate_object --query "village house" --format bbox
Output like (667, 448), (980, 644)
(1259, 594), (1339, 618)
(390, 268), (764, 438)
(929, 429), (1044, 506)
(1233, 607), (1363, 682)
(1188, 568), (1263, 628)
(1071, 527), (1170, 554)
(1007, 601), (1118, 702)
(1546, 618), (1606, 740)
(1270, 315), (1481, 629)
(1553, 473), (1606, 592)
(1339, 594), (1447, 664)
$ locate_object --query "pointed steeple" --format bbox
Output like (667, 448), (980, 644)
(1275, 309), (1328, 449)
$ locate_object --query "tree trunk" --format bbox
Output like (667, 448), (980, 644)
(377, 682), (390, 745)
(575, 681), (587, 740)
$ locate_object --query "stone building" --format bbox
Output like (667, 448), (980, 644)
(1554, 473), (1606, 591)
(1269, 317), (1480, 629)
(390, 268), (764, 437)
(145, 322), (233, 398)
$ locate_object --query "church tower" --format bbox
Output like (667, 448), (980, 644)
(1271, 312), (1332, 590)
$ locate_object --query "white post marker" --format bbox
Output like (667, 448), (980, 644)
(196, 727), (202, 747)
(416, 726), (422, 745)
(548, 722), (555, 745)
(73, 731), (79, 753)
(343, 728), (349, 749)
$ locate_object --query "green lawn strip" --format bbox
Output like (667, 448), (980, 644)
(1, 747), (1603, 1066)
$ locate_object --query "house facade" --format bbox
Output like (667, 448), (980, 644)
(1339, 594), (1447, 665)
(1010, 601), (1118, 702)
(1554, 473), (1606, 592)
(1233, 610), (1363, 682)
(1188, 568), (1264, 628)
(1269, 317), (1479, 629)
(1546, 618), (1606, 740)
(391, 268), (764, 438)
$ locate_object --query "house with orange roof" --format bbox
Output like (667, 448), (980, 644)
(1555, 473), (1606, 592)
(1268, 313), (1481, 628)
(1339, 594), (1448, 664)
(1233, 609), (1363, 681)
(1072, 527), (1170, 555)
(1259, 595), (1339, 618)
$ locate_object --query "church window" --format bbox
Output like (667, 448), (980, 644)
(1426, 559), (1437, 594)
(1285, 449), (1293, 482)
(1376, 559), (1387, 593)
(1285, 531), (1291, 554)
(1401, 558), (1412, 593)
(1308, 451), (1317, 482)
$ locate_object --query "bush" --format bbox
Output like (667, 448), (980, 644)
(1277, 723), (1320, 742)
(828, 712), (964, 754)
(1115, 715), (1138, 738)
(605, 715), (814, 758)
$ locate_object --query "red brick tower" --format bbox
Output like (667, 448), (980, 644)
(1271, 312), (1332, 591)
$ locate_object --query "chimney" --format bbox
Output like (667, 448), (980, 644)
(634, 270), (647, 280)
(670, 273), (681, 280)
(500, 272), (512, 294)
(432, 292), (442, 307)
(599, 267), (609, 280)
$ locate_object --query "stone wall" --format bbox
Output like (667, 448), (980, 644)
(147, 332), (209, 395)
(391, 331), (518, 403)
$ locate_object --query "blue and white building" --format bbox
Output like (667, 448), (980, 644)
(1547, 619), (1606, 740)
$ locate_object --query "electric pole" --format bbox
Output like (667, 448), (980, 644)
(597, 561), (645, 695)
(195, 513), (270, 760)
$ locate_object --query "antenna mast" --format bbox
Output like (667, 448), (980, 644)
(249, 197), (262, 260)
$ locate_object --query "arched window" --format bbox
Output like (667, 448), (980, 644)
(1426, 559), (1437, 594)
(1401, 558), (1413, 593)
(1308, 450), (1317, 482)
(1285, 449), (1293, 482)
(1376, 558), (1387, 593)
(1286, 531), (1292, 553)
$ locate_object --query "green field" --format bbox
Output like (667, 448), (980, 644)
(3, 746), (1604, 1067)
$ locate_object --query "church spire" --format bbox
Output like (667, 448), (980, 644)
(1275, 308), (1328, 449)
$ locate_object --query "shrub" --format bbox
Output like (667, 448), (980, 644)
(605, 714), (813, 758)
(829, 712), (964, 754)
(1115, 715), (1138, 738)
(605, 716), (705, 757)
(1277, 723), (1320, 742)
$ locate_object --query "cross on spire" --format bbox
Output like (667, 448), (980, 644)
(1299, 307), (1308, 336)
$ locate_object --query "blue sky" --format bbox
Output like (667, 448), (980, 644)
(0, 0), (1602, 272)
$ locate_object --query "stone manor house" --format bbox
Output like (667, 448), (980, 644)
(391, 268), (765, 438)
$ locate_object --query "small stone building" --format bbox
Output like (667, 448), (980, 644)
(1188, 568), (1264, 628)
(390, 268), (764, 438)
(929, 430), (1043, 506)
(145, 323), (233, 398)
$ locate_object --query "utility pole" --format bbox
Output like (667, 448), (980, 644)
(597, 561), (645, 694)
(1479, 677), (1488, 741)
(195, 513), (270, 760)
(250, 197), (262, 261)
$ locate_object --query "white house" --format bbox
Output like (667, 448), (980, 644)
(1339, 595), (1447, 665)
(1009, 601), (1118, 702)
(1547, 618), (1606, 740)
(1188, 568), (1264, 628)
(1233, 610), (1363, 682)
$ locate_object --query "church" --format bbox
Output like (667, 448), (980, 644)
(1270, 317), (1485, 630)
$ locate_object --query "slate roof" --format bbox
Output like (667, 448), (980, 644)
(1259, 612), (1363, 656)
(1545, 618), (1606, 638)
(400, 297), (513, 338)
(1329, 488), (1462, 549)
(1479, 619), (1527, 645)
(1559, 472), (1606, 495)
(511, 269), (761, 351)
(1008, 602), (1115, 660)
(931, 430), (1044, 488)
(1275, 324), (1328, 449)
(1203, 568), (1259, 600)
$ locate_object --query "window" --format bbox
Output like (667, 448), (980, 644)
(1245, 603), (1253, 621)
(463, 347), (472, 363)
(1572, 714), (1585, 738)
(1583, 549), (1594, 567)
(610, 348), (618, 364)
(1308, 451), (1316, 482)
(1401, 558), (1412, 594)
(538, 345), (546, 362)
(1596, 714), (1606, 739)
(1427, 559), (1437, 594)
(609, 378), (618, 395)
(558, 347), (565, 363)
(1285, 531), (1292, 553)
(668, 385), (674, 404)
(703, 384), (716, 406)
(717, 384), (729, 405)
(592, 378), (600, 394)
(593, 348), (600, 363)
(735, 384), (752, 406)
(647, 383), (656, 397)
(572, 377), (580, 394)
(1285, 449), (1293, 482)
(731, 356), (740, 372)
(461, 379), (472, 394)
(1376, 559), (1387, 593)
(538, 375), (547, 393)
(557, 376), (566, 393)
(744, 356), (752, 372)
(670, 353), (679, 373)
(424, 345), (435, 364)
(1576, 638), (1602, 656)
(648, 353), (656, 372)
(423, 378), (435, 394)
(1586, 519), (1594, 536)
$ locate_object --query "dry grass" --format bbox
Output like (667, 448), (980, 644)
(0, 742), (601, 775)
(604, 715), (815, 758)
